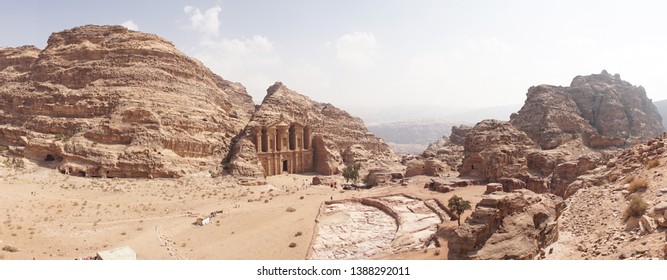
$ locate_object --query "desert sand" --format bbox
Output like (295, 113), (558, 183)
(0, 157), (485, 260)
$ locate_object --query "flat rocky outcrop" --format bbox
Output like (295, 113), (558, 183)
(308, 194), (450, 259)
(0, 25), (255, 178)
(446, 189), (563, 260)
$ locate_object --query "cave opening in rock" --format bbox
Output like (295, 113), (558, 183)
(78, 171), (86, 177)
(44, 154), (55, 161)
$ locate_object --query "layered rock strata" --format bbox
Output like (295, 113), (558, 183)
(446, 189), (564, 259)
(228, 82), (400, 177)
(0, 25), (255, 178)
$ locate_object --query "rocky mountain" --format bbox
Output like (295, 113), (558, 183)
(654, 99), (667, 129)
(459, 71), (663, 191)
(0, 25), (399, 180)
(449, 72), (667, 259)
(510, 70), (664, 150)
(229, 82), (400, 177)
(0, 25), (254, 178)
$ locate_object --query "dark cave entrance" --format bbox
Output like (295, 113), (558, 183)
(44, 154), (55, 162)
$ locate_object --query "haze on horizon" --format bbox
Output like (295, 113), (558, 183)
(2, 0), (666, 111)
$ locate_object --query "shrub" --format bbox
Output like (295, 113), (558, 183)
(622, 175), (636, 184)
(54, 133), (72, 142)
(2, 245), (18, 253)
(3, 158), (25, 169)
(286, 207), (296, 212)
(647, 158), (660, 169)
(288, 242), (297, 248)
(623, 194), (648, 221)
(294, 231), (303, 237)
(627, 177), (649, 193)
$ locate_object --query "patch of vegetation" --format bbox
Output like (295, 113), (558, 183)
(623, 194), (648, 222)
(3, 158), (25, 169)
(647, 158), (660, 169)
(2, 245), (18, 253)
(342, 163), (361, 183)
(286, 207), (296, 212)
(288, 242), (297, 248)
(627, 177), (649, 193)
(448, 195), (472, 226)
(294, 231), (303, 237)
(622, 175), (636, 184)
(54, 133), (73, 142)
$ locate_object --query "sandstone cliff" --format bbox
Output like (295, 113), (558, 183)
(459, 120), (537, 181)
(423, 124), (470, 170)
(228, 82), (400, 177)
(446, 189), (564, 260)
(460, 71), (662, 196)
(0, 25), (255, 178)
(510, 70), (664, 150)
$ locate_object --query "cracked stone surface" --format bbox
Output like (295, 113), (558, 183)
(308, 194), (444, 260)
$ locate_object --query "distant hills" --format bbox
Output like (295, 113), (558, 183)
(362, 104), (521, 155)
(364, 97), (667, 156)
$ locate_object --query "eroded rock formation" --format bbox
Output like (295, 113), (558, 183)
(510, 70), (664, 150)
(459, 71), (663, 197)
(423, 125), (470, 170)
(1, 25), (398, 179)
(0, 25), (255, 178)
(229, 82), (400, 177)
(459, 120), (537, 181)
(446, 189), (564, 259)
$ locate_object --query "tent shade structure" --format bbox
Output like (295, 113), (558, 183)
(96, 246), (137, 260)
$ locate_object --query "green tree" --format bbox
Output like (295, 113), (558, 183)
(448, 195), (472, 226)
(342, 163), (361, 183)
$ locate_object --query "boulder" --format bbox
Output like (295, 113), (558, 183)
(485, 183), (503, 194)
(498, 177), (526, 192)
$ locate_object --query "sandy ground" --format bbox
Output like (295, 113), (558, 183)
(0, 158), (485, 260)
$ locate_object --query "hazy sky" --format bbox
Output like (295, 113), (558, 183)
(2, 0), (667, 108)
